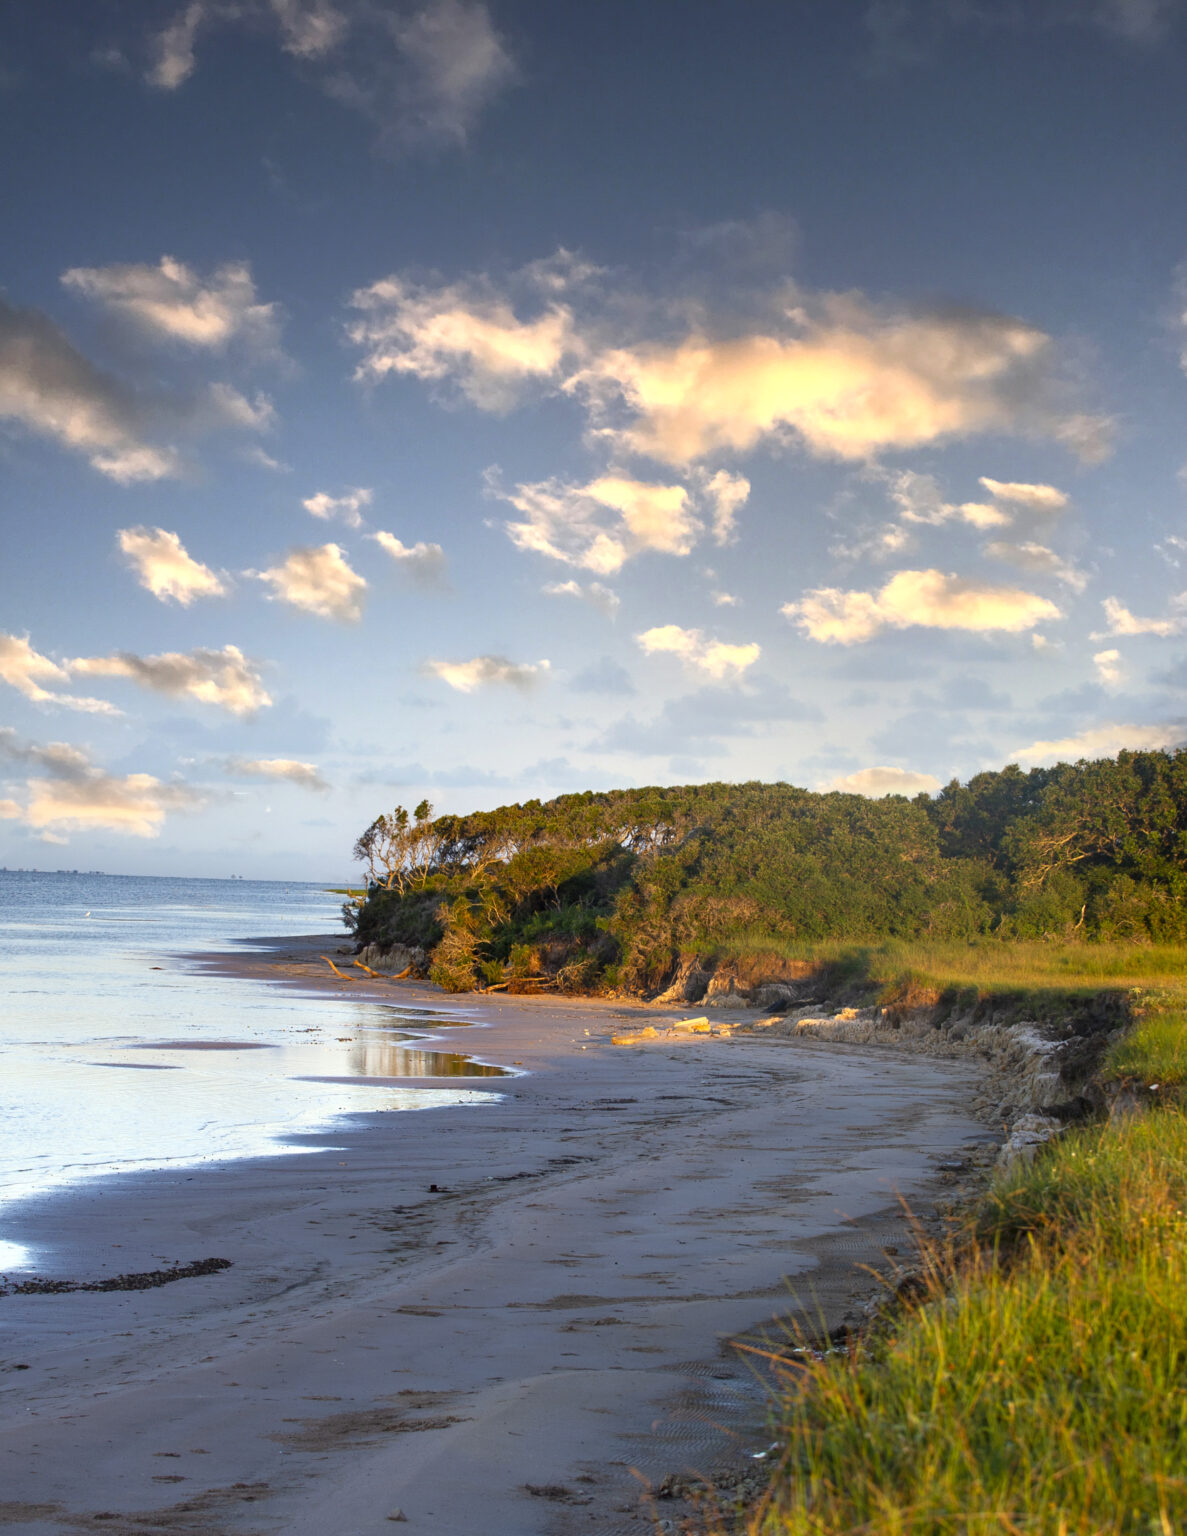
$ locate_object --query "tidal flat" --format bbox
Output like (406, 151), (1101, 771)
(0, 936), (992, 1536)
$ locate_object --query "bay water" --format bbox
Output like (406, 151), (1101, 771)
(0, 870), (504, 1271)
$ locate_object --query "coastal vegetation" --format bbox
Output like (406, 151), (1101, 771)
(347, 750), (1187, 999)
(750, 1006), (1187, 1536)
(349, 752), (1187, 1533)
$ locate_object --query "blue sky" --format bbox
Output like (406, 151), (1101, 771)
(3, 0), (1187, 878)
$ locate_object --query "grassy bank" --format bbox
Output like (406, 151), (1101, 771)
(748, 998), (1187, 1536)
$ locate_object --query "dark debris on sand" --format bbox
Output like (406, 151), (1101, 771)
(0, 1257), (232, 1297)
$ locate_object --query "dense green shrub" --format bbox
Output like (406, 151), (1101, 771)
(346, 751), (1187, 993)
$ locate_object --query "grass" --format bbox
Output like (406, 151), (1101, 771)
(721, 931), (1187, 1007)
(746, 996), (1187, 1536)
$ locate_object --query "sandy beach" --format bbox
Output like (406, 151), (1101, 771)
(0, 937), (992, 1535)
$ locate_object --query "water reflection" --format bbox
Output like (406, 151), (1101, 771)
(348, 1040), (508, 1078)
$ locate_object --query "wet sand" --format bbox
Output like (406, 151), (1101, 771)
(0, 937), (992, 1535)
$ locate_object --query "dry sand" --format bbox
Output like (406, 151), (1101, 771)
(0, 938), (993, 1535)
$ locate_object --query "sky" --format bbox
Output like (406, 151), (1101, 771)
(3, 0), (1187, 878)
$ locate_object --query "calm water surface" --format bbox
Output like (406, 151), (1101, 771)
(0, 871), (507, 1269)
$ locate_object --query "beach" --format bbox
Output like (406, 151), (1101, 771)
(0, 937), (991, 1535)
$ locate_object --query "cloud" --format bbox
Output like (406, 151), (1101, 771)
(386, 0), (516, 145)
(304, 487), (372, 527)
(636, 624), (761, 679)
(70, 645), (270, 716)
(570, 655), (636, 695)
(349, 272), (576, 410)
(62, 256), (283, 357)
(1094, 0), (1176, 41)
(252, 543), (366, 620)
(983, 539), (1088, 591)
(0, 295), (274, 482)
(886, 469), (1012, 529)
(977, 476), (1069, 513)
(372, 530), (448, 586)
(146, 0), (516, 149)
(701, 469), (750, 543)
(591, 675), (821, 756)
(1094, 648), (1123, 686)
(422, 654), (549, 692)
(0, 728), (204, 839)
(494, 472), (703, 573)
(821, 766), (942, 797)
(0, 296), (182, 482)
(711, 590), (739, 607)
(117, 526), (226, 604)
(147, 0), (205, 88)
(0, 633), (120, 715)
(1010, 721), (1185, 765)
(784, 568), (1061, 644)
(1096, 595), (1187, 638)
(570, 297), (1109, 468)
(543, 579), (620, 616)
(223, 755), (329, 791)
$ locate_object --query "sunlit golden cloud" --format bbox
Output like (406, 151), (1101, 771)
(70, 645), (270, 716)
(822, 766), (942, 797)
(785, 568), (1061, 644)
(423, 654), (549, 691)
(0, 729), (204, 840)
(1010, 722), (1185, 766)
(0, 632), (120, 715)
(635, 624), (761, 679)
(117, 526), (226, 605)
(251, 543), (367, 621)
(223, 755), (329, 791)
(62, 256), (284, 356)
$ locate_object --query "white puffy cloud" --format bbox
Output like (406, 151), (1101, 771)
(822, 766), (942, 798)
(636, 625), (761, 679)
(785, 568), (1061, 644)
(423, 654), (549, 691)
(494, 473), (703, 573)
(1096, 595), (1187, 637)
(224, 755), (329, 791)
(983, 539), (1088, 592)
(252, 543), (366, 621)
(0, 633), (120, 715)
(711, 590), (739, 607)
(117, 526), (226, 605)
(1010, 722), (1185, 766)
(977, 477), (1069, 513)
(372, 530), (448, 585)
(543, 579), (620, 616)
(0, 729), (204, 840)
(70, 645), (271, 716)
(1094, 648), (1123, 686)
(62, 257), (283, 356)
(349, 274), (576, 409)
(303, 487), (372, 527)
(570, 298), (1108, 467)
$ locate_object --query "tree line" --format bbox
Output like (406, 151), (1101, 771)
(345, 750), (1187, 992)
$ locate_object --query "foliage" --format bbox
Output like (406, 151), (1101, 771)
(755, 1098), (1187, 1536)
(347, 750), (1187, 994)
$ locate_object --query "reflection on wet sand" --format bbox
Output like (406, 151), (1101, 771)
(348, 1040), (508, 1078)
